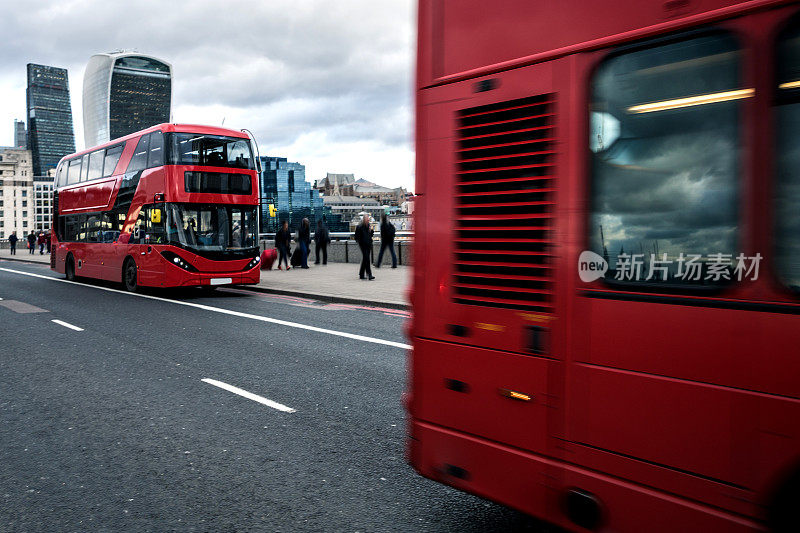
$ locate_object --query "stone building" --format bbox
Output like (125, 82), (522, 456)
(0, 148), (35, 240)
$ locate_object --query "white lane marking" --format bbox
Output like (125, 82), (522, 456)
(202, 378), (296, 413)
(52, 319), (84, 331)
(0, 266), (411, 350)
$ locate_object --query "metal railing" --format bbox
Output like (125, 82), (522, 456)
(259, 231), (414, 242)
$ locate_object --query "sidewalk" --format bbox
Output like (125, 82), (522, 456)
(253, 262), (409, 309)
(0, 249), (410, 308)
(0, 248), (50, 265)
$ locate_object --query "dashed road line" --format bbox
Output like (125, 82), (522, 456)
(52, 319), (84, 331)
(202, 378), (296, 413)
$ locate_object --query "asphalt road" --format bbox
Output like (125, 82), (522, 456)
(0, 260), (547, 532)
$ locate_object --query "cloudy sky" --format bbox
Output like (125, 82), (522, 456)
(0, 0), (416, 190)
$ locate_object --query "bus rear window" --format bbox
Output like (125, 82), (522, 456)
(168, 133), (254, 170)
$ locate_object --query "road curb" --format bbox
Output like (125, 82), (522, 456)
(0, 256), (51, 266)
(240, 285), (410, 311)
(0, 257), (410, 310)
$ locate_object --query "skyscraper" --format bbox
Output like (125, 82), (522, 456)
(259, 156), (343, 232)
(13, 119), (26, 148)
(26, 64), (76, 176)
(83, 52), (172, 147)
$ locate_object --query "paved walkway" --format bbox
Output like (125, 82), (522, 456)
(0, 249), (409, 308)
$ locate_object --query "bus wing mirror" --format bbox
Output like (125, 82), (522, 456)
(150, 209), (162, 224)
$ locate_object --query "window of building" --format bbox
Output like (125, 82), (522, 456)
(22, 190), (27, 197)
(22, 201), (27, 207)
(127, 136), (150, 173)
(775, 21), (800, 291)
(23, 221), (27, 228)
(88, 150), (104, 180)
(103, 145), (124, 177)
(589, 32), (743, 288)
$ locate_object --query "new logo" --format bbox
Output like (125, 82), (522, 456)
(578, 251), (608, 282)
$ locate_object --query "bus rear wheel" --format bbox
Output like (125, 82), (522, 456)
(65, 254), (76, 281)
(123, 258), (138, 292)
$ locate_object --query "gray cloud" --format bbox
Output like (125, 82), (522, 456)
(0, 0), (414, 187)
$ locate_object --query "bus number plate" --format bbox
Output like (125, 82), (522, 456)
(210, 278), (233, 285)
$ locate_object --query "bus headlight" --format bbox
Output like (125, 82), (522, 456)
(160, 250), (199, 272)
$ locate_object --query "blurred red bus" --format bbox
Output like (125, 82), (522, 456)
(51, 124), (261, 291)
(407, 1), (800, 530)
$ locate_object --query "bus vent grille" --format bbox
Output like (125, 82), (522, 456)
(453, 93), (555, 313)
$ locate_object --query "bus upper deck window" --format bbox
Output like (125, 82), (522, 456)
(775, 22), (800, 293)
(589, 33), (745, 289)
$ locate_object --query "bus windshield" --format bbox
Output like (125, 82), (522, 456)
(168, 133), (255, 169)
(166, 203), (257, 253)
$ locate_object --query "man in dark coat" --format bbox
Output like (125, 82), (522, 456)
(354, 214), (374, 280)
(375, 214), (397, 268)
(297, 218), (311, 269)
(27, 231), (36, 254)
(314, 218), (330, 265)
(275, 221), (291, 270)
(8, 232), (18, 255)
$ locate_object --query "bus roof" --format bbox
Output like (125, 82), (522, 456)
(60, 123), (252, 162)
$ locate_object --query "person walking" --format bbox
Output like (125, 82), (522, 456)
(314, 218), (330, 265)
(375, 214), (397, 268)
(275, 221), (291, 270)
(355, 214), (375, 280)
(298, 218), (311, 269)
(27, 231), (36, 254)
(8, 232), (18, 255)
(37, 231), (46, 255)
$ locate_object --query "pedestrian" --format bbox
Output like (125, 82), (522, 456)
(298, 218), (311, 269)
(27, 231), (36, 254)
(275, 220), (291, 270)
(355, 213), (374, 280)
(8, 232), (17, 255)
(375, 214), (397, 268)
(37, 231), (46, 255)
(314, 218), (330, 265)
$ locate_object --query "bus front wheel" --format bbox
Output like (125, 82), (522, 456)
(65, 254), (76, 282)
(123, 258), (138, 292)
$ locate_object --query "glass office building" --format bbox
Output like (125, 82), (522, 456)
(259, 156), (346, 233)
(83, 53), (172, 147)
(26, 64), (76, 176)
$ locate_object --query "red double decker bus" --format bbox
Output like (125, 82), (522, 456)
(51, 124), (261, 291)
(408, 1), (800, 531)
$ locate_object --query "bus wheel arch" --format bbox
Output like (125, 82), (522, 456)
(65, 253), (76, 281)
(122, 256), (138, 292)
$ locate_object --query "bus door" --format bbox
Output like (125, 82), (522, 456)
(131, 204), (166, 285)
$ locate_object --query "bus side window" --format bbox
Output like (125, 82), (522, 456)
(103, 145), (124, 177)
(127, 135), (150, 173)
(148, 132), (165, 168)
(87, 150), (104, 180)
(67, 158), (81, 185)
(55, 162), (65, 188)
(80, 154), (90, 182)
(775, 21), (800, 292)
(589, 32), (742, 288)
